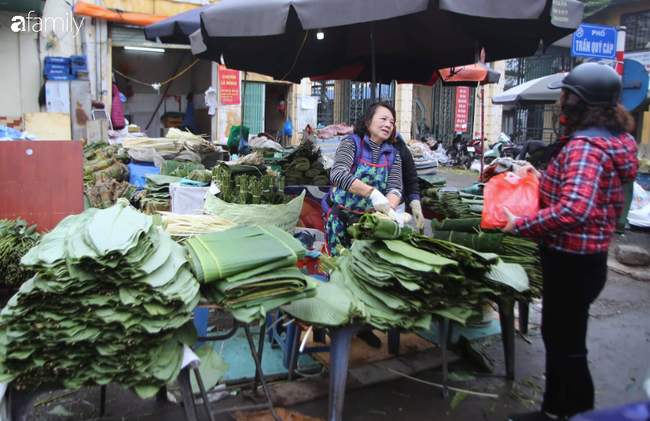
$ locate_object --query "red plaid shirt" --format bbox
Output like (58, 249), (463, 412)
(514, 128), (638, 254)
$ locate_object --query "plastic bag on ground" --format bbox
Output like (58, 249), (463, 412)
(631, 182), (649, 211)
(481, 172), (540, 229)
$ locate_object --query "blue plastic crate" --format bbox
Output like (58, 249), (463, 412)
(47, 74), (77, 81)
(44, 56), (70, 65)
(70, 55), (87, 75)
(44, 63), (68, 71)
(44, 68), (71, 77)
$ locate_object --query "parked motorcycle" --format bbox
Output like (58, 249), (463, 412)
(447, 132), (471, 168)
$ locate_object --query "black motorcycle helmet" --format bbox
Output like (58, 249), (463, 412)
(548, 62), (622, 107)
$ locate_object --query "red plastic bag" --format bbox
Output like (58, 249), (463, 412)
(481, 172), (540, 229)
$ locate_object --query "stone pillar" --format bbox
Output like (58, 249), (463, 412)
(395, 83), (413, 140)
(473, 60), (506, 144)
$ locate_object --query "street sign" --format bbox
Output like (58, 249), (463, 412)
(571, 23), (617, 60)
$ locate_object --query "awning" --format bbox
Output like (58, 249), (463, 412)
(73, 0), (169, 27)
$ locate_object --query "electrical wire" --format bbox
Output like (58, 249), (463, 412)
(279, 30), (309, 82)
(113, 58), (200, 88)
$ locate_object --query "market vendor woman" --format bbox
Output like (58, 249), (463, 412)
(502, 63), (639, 421)
(322, 102), (404, 256)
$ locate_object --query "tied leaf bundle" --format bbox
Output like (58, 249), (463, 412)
(212, 166), (286, 205)
(0, 203), (201, 397)
(185, 227), (316, 322)
(431, 218), (542, 298)
(85, 173), (138, 209)
(281, 139), (331, 186)
(0, 219), (39, 287)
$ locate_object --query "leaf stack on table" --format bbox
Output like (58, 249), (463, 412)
(139, 174), (183, 214)
(0, 202), (200, 397)
(184, 226), (317, 323)
(281, 214), (531, 330)
(0, 219), (40, 288)
(431, 218), (542, 298)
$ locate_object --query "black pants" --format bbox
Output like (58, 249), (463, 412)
(539, 246), (608, 418)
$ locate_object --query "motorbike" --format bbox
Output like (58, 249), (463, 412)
(447, 132), (471, 168)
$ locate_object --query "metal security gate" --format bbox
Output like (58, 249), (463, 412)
(242, 82), (265, 136)
(311, 80), (335, 127)
(432, 80), (455, 146)
(503, 46), (574, 143)
(344, 81), (395, 126)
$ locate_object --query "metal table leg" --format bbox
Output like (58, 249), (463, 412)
(287, 322), (301, 381)
(252, 324), (267, 393)
(193, 366), (216, 421)
(99, 384), (107, 416)
(178, 367), (199, 421)
(387, 329), (400, 355)
(498, 300), (516, 381)
(327, 325), (358, 421)
(438, 317), (449, 398)
(243, 324), (281, 421)
(518, 300), (529, 335)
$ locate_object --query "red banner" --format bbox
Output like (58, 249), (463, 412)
(219, 65), (240, 105)
(454, 86), (470, 132)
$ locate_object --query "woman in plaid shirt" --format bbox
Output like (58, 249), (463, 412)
(503, 63), (639, 421)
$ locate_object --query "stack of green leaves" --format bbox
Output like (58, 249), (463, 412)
(160, 160), (205, 177)
(140, 174), (183, 212)
(0, 203), (200, 397)
(283, 214), (530, 330)
(433, 191), (482, 219)
(0, 219), (39, 287)
(185, 227), (316, 323)
(431, 218), (542, 298)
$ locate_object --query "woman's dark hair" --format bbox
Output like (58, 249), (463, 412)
(353, 102), (397, 142)
(561, 90), (635, 136)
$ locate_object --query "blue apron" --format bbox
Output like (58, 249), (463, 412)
(322, 135), (396, 256)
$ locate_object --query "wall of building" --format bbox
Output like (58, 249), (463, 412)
(0, 11), (41, 119)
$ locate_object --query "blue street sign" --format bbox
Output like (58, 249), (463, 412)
(571, 23), (617, 60)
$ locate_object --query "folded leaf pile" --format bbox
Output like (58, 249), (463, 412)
(185, 227), (317, 323)
(0, 219), (40, 287)
(140, 174), (183, 214)
(0, 202), (200, 397)
(282, 214), (530, 330)
(431, 218), (541, 298)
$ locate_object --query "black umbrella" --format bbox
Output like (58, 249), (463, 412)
(145, 5), (210, 45)
(196, 0), (583, 87)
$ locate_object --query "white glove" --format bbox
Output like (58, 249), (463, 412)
(409, 200), (425, 231)
(388, 209), (405, 228)
(369, 189), (391, 214)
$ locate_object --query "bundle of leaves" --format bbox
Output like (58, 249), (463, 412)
(0, 219), (40, 287)
(185, 227), (317, 323)
(431, 218), (542, 298)
(0, 203), (200, 397)
(282, 214), (530, 330)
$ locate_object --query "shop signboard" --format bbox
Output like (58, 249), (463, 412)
(219, 65), (240, 105)
(454, 87), (470, 132)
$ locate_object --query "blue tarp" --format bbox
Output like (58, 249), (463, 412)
(128, 161), (159, 190)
